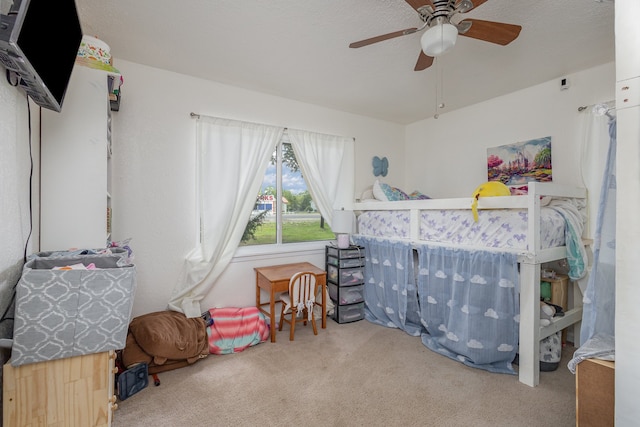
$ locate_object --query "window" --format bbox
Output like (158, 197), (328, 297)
(241, 140), (335, 246)
(172, 117), (353, 316)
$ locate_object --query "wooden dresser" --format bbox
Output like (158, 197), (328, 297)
(3, 351), (118, 426)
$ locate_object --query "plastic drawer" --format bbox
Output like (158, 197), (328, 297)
(326, 246), (364, 259)
(327, 265), (364, 286)
(328, 283), (364, 305)
(326, 255), (364, 269)
(331, 302), (365, 324)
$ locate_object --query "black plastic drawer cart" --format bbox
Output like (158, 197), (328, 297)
(326, 245), (365, 323)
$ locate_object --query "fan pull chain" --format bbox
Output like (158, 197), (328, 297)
(434, 57), (445, 119)
(433, 57), (438, 119)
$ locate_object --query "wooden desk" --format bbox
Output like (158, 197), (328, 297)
(255, 262), (326, 342)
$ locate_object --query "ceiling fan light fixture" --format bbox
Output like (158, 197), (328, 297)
(421, 22), (458, 57)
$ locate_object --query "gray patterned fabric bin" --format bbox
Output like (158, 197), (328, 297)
(11, 250), (136, 367)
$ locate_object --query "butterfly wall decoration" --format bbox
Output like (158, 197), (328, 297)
(372, 156), (388, 177)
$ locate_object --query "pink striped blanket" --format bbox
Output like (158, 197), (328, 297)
(206, 307), (270, 355)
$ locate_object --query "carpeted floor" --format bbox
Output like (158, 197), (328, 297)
(112, 319), (577, 427)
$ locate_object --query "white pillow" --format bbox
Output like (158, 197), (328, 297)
(360, 187), (374, 201)
(372, 180), (388, 201)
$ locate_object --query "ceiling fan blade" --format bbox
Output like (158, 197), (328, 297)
(405, 0), (435, 13)
(349, 28), (418, 48)
(414, 51), (434, 71)
(458, 18), (522, 46)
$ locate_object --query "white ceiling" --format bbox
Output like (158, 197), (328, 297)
(75, 0), (615, 124)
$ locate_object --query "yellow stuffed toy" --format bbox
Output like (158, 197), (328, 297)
(471, 181), (511, 222)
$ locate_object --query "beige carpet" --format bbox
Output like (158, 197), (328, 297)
(112, 319), (577, 427)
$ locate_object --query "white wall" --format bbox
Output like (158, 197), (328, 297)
(0, 80), (35, 339)
(614, 0), (640, 424)
(0, 74), (36, 407)
(109, 59), (404, 316)
(404, 62), (615, 201)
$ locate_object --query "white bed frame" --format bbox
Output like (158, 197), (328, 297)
(353, 182), (587, 387)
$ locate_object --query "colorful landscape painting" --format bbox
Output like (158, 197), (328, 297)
(487, 137), (552, 193)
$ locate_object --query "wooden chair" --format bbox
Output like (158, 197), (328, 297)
(278, 271), (319, 341)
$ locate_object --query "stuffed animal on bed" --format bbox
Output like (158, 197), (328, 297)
(471, 181), (511, 222)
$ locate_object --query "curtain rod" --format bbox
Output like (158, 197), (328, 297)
(190, 112), (289, 130)
(189, 112), (355, 141)
(189, 112), (285, 127)
(577, 99), (615, 113)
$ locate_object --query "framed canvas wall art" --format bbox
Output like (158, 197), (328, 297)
(487, 136), (552, 194)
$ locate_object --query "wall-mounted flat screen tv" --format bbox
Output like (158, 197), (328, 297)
(0, 0), (83, 112)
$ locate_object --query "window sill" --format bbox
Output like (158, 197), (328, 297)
(231, 240), (333, 263)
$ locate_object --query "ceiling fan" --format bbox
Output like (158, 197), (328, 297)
(349, 0), (522, 71)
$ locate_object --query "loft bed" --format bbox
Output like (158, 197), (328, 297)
(351, 181), (587, 387)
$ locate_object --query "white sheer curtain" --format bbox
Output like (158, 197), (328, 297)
(580, 101), (614, 239)
(287, 129), (355, 226)
(168, 117), (284, 317)
(569, 112), (617, 371)
(574, 103), (615, 306)
(580, 114), (616, 344)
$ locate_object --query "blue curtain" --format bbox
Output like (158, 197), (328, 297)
(354, 235), (520, 375)
(353, 236), (423, 336)
(416, 245), (520, 374)
(580, 118), (617, 344)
